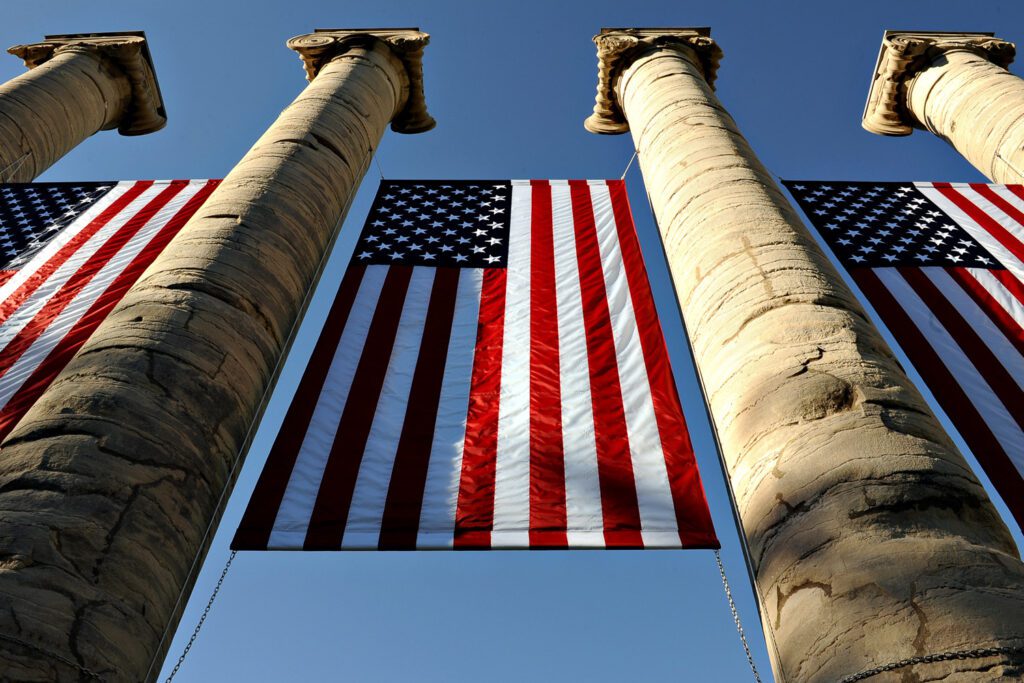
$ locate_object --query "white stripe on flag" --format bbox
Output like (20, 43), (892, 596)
(0, 183), (167, 355)
(924, 267), (1024, 391)
(0, 182), (202, 409)
(267, 266), (388, 549)
(550, 182), (604, 546)
(957, 184), (1024, 248)
(589, 181), (679, 547)
(342, 267), (436, 549)
(491, 180), (532, 547)
(0, 182), (133, 304)
(874, 268), (1024, 460)
(917, 183), (1024, 278)
(416, 268), (483, 548)
(991, 185), (1024, 232)
(968, 267), (1024, 330)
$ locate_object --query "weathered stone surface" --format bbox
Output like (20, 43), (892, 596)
(588, 27), (1024, 682)
(0, 29), (431, 681)
(0, 32), (165, 182)
(863, 30), (1024, 183)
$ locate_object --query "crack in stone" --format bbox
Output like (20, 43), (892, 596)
(90, 473), (181, 585)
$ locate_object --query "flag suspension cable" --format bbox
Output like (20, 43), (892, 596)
(627, 148), (786, 681)
(0, 151), (30, 182)
(620, 148), (639, 181)
(162, 551), (237, 683)
(714, 550), (763, 683)
(995, 151), (1024, 181)
(142, 194), (356, 681)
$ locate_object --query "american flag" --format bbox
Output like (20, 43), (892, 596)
(786, 180), (1024, 529)
(233, 179), (718, 550)
(0, 179), (219, 441)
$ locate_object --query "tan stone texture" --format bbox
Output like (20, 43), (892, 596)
(588, 29), (1024, 682)
(863, 31), (1024, 183)
(908, 50), (1024, 182)
(0, 30), (430, 681)
(0, 33), (166, 182)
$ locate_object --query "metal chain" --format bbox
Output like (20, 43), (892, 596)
(144, 156), (360, 680)
(163, 550), (238, 682)
(839, 645), (1024, 683)
(633, 150), (778, 682)
(0, 631), (103, 680)
(714, 550), (763, 683)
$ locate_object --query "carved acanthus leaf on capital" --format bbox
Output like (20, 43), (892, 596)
(287, 29), (435, 134)
(863, 31), (1016, 136)
(7, 33), (166, 135)
(584, 28), (723, 135)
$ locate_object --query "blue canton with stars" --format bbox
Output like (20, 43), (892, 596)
(355, 180), (511, 268)
(0, 182), (115, 271)
(785, 181), (1000, 269)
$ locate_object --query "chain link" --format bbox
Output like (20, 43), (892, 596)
(839, 645), (1024, 683)
(163, 550), (237, 682)
(144, 143), (368, 679)
(0, 631), (103, 680)
(714, 550), (763, 683)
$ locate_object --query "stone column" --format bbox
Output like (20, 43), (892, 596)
(0, 32), (166, 182)
(0, 29), (433, 681)
(862, 31), (1024, 183)
(586, 27), (1024, 682)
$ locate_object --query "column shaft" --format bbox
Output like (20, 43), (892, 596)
(0, 48), (131, 181)
(0, 38), (413, 681)
(907, 49), (1024, 182)
(618, 44), (1024, 681)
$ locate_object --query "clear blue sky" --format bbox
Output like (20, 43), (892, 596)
(3, 1), (1023, 681)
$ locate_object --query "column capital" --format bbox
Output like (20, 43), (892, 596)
(863, 30), (1015, 136)
(287, 28), (435, 134)
(7, 31), (166, 135)
(584, 27), (722, 135)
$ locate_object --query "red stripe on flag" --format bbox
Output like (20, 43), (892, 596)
(231, 263), (367, 550)
(934, 183), (1024, 265)
(528, 180), (568, 548)
(853, 269), (1024, 530)
(900, 267), (1024, 433)
(969, 183), (1024, 234)
(303, 266), (414, 549)
(454, 267), (507, 549)
(0, 181), (220, 442)
(378, 268), (461, 550)
(0, 271), (16, 287)
(606, 180), (719, 549)
(0, 182), (152, 328)
(568, 180), (644, 548)
(1004, 184), (1024, 206)
(948, 268), (1024, 359)
(992, 268), (1024, 311)
(0, 182), (186, 382)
